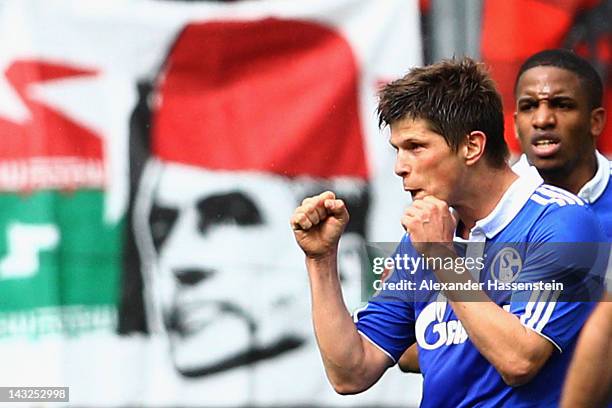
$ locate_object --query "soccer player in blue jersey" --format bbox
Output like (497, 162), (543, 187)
(513, 49), (610, 236)
(511, 49), (611, 408)
(290, 57), (605, 407)
(399, 51), (612, 399)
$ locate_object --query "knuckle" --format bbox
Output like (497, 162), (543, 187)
(309, 206), (321, 217)
(302, 196), (315, 206)
(303, 204), (315, 214)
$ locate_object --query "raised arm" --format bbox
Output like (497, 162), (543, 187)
(291, 191), (393, 394)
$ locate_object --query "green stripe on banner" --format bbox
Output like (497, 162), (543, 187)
(0, 190), (123, 337)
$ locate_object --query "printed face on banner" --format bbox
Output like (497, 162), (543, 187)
(125, 17), (371, 378)
(135, 160), (369, 376)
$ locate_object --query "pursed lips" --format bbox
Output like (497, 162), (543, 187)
(404, 187), (425, 199)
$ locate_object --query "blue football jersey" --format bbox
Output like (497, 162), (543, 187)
(355, 174), (607, 407)
(514, 151), (612, 291)
(514, 151), (612, 239)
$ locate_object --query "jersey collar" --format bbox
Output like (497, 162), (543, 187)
(577, 150), (610, 204)
(514, 152), (609, 204)
(512, 154), (543, 183)
(468, 170), (542, 240)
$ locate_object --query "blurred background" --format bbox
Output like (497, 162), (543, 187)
(0, 0), (608, 406)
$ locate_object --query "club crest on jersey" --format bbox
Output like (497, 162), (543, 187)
(490, 247), (522, 283)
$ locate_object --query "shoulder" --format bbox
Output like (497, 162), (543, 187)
(529, 184), (586, 208)
(527, 185), (604, 242)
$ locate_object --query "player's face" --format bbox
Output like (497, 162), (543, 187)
(390, 118), (464, 204)
(141, 161), (310, 376)
(514, 66), (596, 174)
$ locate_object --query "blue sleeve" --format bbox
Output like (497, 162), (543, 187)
(510, 205), (605, 351)
(354, 235), (416, 363)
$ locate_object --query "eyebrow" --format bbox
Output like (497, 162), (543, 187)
(517, 94), (576, 103)
(390, 134), (427, 146)
(196, 192), (263, 232)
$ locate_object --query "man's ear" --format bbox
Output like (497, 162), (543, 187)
(591, 107), (606, 143)
(464, 131), (486, 166)
(513, 111), (520, 141)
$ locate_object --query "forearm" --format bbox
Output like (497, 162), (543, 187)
(306, 255), (388, 393)
(291, 192), (390, 393)
(561, 297), (612, 408)
(449, 299), (552, 385)
(430, 249), (552, 385)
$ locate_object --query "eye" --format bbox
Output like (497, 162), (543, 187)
(552, 99), (575, 110)
(407, 143), (424, 152)
(196, 192), (263, 234)
(149, 204), (179, 252)
(518, 101), (536, 112)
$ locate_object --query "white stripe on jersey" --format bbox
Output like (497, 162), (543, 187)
(531, 193), (566, 206)
(519, 288), (563, 352)
(540, 185), (584, 206)
(535, 290), (561, 332)
(530, 194), (552, 206)
(530, 186), (583, 207)
(536, 187), (574, 205)
(520, 289), (542, 325)
(525, 289), (551, 329)
(519, 288), (562, 332)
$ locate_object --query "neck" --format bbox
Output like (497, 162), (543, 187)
(453, 165), (518, 239)
(539, 153), (598, 195)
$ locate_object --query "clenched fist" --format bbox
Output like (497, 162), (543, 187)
(290, 191), (349, 259)
(402, 195), (457, 256)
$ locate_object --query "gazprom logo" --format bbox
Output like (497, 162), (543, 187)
(415, 301), (468, 350)
(491, 247), (522, 283)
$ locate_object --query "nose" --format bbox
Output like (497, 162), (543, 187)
(532, 103), (556, 130)
(394, 151), (411, 178)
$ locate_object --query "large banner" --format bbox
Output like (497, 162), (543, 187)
(0, 1), (423, 406)
(481, 0), (611, 155)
